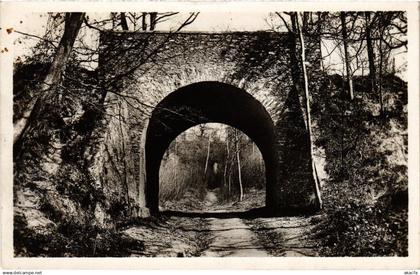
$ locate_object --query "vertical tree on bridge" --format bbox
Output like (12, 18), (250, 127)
(276, 11), (322, 207)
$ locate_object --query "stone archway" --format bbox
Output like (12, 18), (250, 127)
(145, 81), (275, 215)
(98, 31), (323, 218)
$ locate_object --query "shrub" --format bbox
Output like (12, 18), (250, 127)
(14, 214), (144, 257)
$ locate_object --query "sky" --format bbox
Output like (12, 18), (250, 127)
(158, 12), (278, 32)
(8, 12), (407, 80)
(10, 12), (279, 58)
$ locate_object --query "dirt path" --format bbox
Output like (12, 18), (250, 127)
(201, 217), (269, 257)
(124, 191), (318, 257)
(244, 216), (321, 257)
(123, 216), (211, 257)
(122, 214), (319, 257)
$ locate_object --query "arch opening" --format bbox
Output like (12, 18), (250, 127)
(158, 123), (267, 213)
(145, 81), (278, 215)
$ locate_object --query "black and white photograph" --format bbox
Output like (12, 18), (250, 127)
(0, 1), (419, 269)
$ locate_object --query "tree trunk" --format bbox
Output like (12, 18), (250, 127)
(287, 13), (302, 95)
(228, 172), (231, 196)
(110, 13), (117, 29)
(120, 12), (129, 30)
(302, 12), (309, 33)
(297, 13), (313, 134)
(150, 12), (158, 31)
(378, 26), (384, 118)
(317, 12), (325, 71)
(223, 137), (229, 188)
(340, 12), (354, 100)
(341, 106), (345, 174)
(142, 12), (148, 31)
(296, 12), (322, 208)
(365, 12), (377, 93)
(13, 12), (85, 146)
(235, 133), (243, 202)
(204, 135), (211, 175)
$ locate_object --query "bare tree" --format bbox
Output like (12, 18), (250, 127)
(108, 12), (181, 32)
(223, 137), (230, 194)
(13, 12), (200, 216)
(13, 12), (85, 146)
(296, 12), (322, 206)
(150, 12), (158, 31)
(365, 12), (377, 93)
(235, 130), (244, 202)
(275, 11), (322, 207)
(340, 12), (354, 100)
(375, 11), (407, 117)
(120, 12), (129, 30)
(204, 135), (211, 175)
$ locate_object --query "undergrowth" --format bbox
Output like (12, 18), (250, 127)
(14, 214), (144, 257)
(311, 74), (408, 256)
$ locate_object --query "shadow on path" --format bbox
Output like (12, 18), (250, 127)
(160, 207), (267, 219)
(161, 207), (319, 219)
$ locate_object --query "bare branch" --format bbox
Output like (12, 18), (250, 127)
(14, 30), (58, 49)
(275, 12), (292, 32)
(155, 12), (179, 24)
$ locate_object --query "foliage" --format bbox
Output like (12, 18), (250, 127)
(313, 200), (407, 256)
(311, 74), (408, 256)
(55, 164), (100, 210)
(159, 136), (222, 202)
(13, 60), (104, 205)
(13, 11), (408, 257)
(159, 125), (266, 207)
(14, 214), (144, 257)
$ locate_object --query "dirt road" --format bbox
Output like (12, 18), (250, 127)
(201, 217), (269, 256)
(124, 190), (319, 257)
(124, 213), (319, 257)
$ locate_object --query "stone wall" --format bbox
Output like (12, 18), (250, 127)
(96, 31), (323, 216)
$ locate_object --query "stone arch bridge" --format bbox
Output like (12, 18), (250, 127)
(92, 31), (323, 217)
